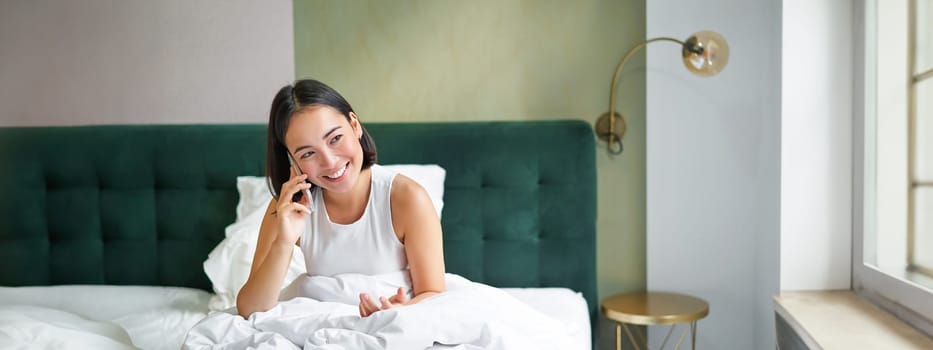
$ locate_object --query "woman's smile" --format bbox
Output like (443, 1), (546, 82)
(321, 162), (349, 182)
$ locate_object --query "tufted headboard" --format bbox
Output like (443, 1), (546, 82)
(0, 120), (596, 318)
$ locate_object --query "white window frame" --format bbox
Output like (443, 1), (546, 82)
(853, 0), (933, 336)
(907, 0), (933, 277)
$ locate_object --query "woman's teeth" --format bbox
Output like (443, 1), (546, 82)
(325, 164), (347, 179)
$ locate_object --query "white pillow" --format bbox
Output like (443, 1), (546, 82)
(235, 176), (272, 222)
(380, 164), (445, 218)
(205, 164), (446, 311)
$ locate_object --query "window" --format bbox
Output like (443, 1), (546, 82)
(855, 0), (933, 333)
(911, 0), (933, 276)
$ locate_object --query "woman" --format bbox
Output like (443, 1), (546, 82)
(236, 79), (445, 319)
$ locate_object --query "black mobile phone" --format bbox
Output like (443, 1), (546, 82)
(286, 153), (315, 209)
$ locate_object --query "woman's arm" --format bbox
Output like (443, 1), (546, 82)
(235, 199), (293, 318)
(394, 175), (446, 301)
(359, 175), (446, 316)
(237, 173), (313, 318)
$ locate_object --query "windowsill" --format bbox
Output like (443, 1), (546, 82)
(874, 265), (933, 292)
(774, 291), (933, 349)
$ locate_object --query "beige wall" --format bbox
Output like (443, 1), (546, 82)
(0, 0), (294, 126)
(294, 0), (647, 317)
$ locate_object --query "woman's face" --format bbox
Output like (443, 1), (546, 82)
(284, 105), (363, 193)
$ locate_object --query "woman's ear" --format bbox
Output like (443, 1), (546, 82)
(349, 112), (362, 138)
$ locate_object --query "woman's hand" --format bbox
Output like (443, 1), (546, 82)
(275, 168), (313, 246)
(358, 287), (409, 317)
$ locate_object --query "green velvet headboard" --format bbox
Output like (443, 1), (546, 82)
(0, 120), (596, 318)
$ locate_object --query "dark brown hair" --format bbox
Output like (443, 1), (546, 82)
(265, 79), (377, 199)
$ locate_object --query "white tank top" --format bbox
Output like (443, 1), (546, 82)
(299, 164), (408, 277)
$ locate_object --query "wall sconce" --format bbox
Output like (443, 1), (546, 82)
(595, 31), (730, 154)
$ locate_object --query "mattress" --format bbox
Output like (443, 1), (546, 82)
(0, 285), (589, 350)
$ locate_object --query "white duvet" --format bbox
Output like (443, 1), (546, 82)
(0, 281), (588, 350)
(183, 272), (575, 350)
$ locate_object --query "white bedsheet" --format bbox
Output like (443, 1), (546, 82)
(0, 282), (590, 350)
(501, 287), (590, 349)
(0, 285), (211, 350)
(0, 305), (137, 350)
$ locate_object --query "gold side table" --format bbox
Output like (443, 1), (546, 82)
(602, 292), (709, 350)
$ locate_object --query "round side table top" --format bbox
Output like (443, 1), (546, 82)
(602, 291), (709, 325)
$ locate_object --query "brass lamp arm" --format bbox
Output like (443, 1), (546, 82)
(596, 30), (729, 155)
(606, 37), (684, 154)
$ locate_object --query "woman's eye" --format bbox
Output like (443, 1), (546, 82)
(330, 135), (343, 144)
(300, 151), (314, 159)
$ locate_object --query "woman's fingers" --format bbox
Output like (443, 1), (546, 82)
(278, 175), (311, 209)
(388, 287), (407, 304)
(359, 294), (370, 317)
(359, 291), (406, 317)
(366, 294), (381, 310)
(379, 296), (392, 309)
(278, 197), (312, 216)
(282, 166), (313, 207)
(360, 293), (380, 316)
(286, 202), (312, 216)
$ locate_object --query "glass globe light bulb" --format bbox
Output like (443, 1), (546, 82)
(681, 31), (729, 77)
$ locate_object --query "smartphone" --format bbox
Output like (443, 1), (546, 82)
(286, 152), (316, 211)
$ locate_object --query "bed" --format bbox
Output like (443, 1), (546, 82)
(0, 120), (597, 349)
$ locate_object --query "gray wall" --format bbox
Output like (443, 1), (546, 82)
(0, 0), (294, 126)
(646, 0), (782, 349)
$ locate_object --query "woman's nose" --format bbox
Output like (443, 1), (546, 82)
(318, 150), (339, 169)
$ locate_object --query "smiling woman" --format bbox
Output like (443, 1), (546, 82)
(234, 79), (447, 319)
